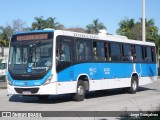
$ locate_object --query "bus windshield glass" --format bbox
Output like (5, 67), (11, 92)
(9, 33), (53, 77)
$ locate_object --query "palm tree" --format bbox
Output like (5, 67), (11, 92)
(116, 18), (135, 39)
(117, 18), (159, 48)
(46, 17), (57, 28)
(86, 19), (106, 34)
(46, 17), (64, 29)
(32, 16), (46, 30)
(32, 16), (64, 30)
(146, 19), (158, 39)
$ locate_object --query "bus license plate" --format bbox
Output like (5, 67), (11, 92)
(22, 90), (31, 95)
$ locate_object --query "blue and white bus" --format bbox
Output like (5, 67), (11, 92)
(7, 29), (157, 101)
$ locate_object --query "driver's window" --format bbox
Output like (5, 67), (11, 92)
(60, 44), (70, 62)
(57, 44), (71, 62)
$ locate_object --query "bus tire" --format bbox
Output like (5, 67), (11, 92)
(129, 76), (138, 94)
(73, 80), (86, 101)
(37, 95), (49, 100)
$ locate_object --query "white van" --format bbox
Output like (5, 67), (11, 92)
(0, 57), (7, 82)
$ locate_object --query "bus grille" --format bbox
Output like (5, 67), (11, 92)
(14, 88), (39, 94)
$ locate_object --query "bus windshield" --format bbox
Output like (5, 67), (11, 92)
(9, 39), (53, 77)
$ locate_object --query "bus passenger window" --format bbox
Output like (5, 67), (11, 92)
(78, 43), (84, 61)
(85, 41), (92, 61)
(76, 40), (91, 61)
(123, 44), (133, 62)
(135, 45), (142, 62)
(104, 43), (111, 61)
(131, 45), (136, 62)
(97, 42), (105, 61)
(93, 41), (105, 61)
(151, 47), (155, 62)
(77, 41), (85, 61)
(93, 42), (98, 61)
(110, 43), (121, 61)
(146, 47), (152, 62)
(142, 46), (148, 62)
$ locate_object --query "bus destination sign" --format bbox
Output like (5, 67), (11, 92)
(16, 34), (48, 41)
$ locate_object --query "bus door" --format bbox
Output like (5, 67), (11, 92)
(56, 36), (74, 81)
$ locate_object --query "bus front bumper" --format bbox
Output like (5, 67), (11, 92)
(7, 82), (57, 95)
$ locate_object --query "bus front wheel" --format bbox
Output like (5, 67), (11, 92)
(129, 76), (138, 94)
(73, 80), (86, 101)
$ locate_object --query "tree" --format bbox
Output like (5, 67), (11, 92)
(32, 16), (46, 30)
(116, 18), (135, 39)
(0, 26), (13, 47)
(0, 18), (29, 47)
(32, 16), (64, 30)
(145, 19), (159, 42)
(86, 19), (106, 34)
(116, 18), (159, 47)
(46, 17), (64, 29)
(12, 19), (28, 32)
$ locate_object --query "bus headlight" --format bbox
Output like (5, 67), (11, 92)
(7, 77), (13, 86)
(43, 75), (53, 85)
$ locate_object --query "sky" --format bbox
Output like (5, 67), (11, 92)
(0, 0), (159, 34)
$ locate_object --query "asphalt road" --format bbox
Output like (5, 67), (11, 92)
(0, 79), (160, 119)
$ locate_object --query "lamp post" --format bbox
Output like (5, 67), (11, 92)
(142, 0), (146, 41)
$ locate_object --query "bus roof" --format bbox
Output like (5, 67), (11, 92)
(13, 29), (155, 46)
(60, 30), (155, 46)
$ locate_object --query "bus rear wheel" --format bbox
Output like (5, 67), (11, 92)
(129, 76), (138, 94)
(73, 80), (86, 101)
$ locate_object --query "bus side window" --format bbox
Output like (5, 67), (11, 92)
(56, 43), (71, 63)
(60, 44), (71, 62)
(97, 42), (105, 61)
(93, 41), (105, 61)
(151, 47), (155, 62)
(146, 47), (153, 62)
(123, 44), (133, 62)
(76, 39), (92, 61)
(85, 41), (92, 61)
(110, 43), (121, 61)
(104, 43), (111, 61)
(135, 45), (143, 62)
(131, 45), (136, 62)
(93, 41), (98, 61)
(56, 45), (60, 65)
(77, 40), (85, 61)
(142, 46), (148, 62)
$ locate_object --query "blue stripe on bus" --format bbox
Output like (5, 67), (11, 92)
(8, 63), (157, 86)
(8, 70), (52, 86)
(57, 63), (157, 82)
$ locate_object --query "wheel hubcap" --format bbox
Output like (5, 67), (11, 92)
(132, 81), (137, 90)
(78, 86), (84, 96)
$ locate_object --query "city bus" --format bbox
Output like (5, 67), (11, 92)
(7, 29), (157, 101)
